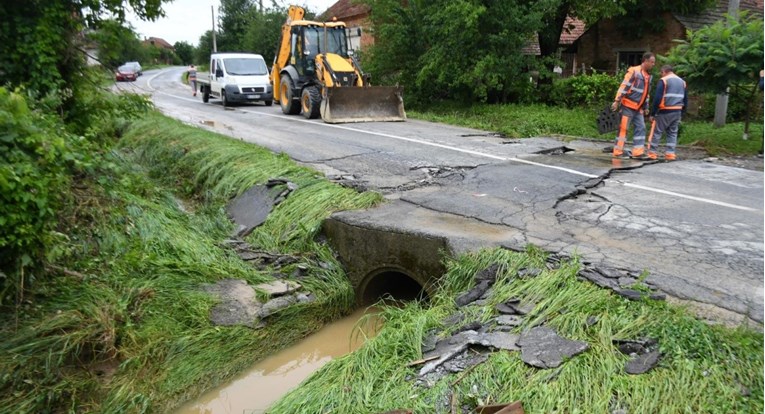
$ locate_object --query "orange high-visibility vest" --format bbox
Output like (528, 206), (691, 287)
(658, 73), (686, 110)
(615, 65), (651, 110)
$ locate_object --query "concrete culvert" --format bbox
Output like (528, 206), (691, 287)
(360, 268), (429, 305)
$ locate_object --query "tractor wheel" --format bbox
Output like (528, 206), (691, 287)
(301, 86), (321, 119)
(279, 75), (300, 115)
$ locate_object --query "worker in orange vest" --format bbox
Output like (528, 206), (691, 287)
(647, 65), (687, 161)
(610, 52), (656, 158)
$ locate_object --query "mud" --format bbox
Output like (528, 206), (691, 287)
(176, 307), (380, 414)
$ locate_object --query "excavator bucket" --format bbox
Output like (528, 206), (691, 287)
(320, 86), (406, 123)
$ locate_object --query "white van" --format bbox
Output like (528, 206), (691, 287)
(197, 53), (273, 107)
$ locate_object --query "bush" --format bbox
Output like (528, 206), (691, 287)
(695, 92), (764, 123)
(0, 88), (71, 268)
(549, 73), (620, 108)
(0, 83), (153, 302)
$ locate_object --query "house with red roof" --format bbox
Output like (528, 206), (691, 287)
(574, 0), (764, 73)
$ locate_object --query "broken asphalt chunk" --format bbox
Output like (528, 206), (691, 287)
(225, 180), (297, 237)
(456, 279), (494, 307)
(616, 289), (665, 301)
(496, 315), (523, 327)
(419, 330), (520, 376)
(625, 349), (661, 374)
(475, 401), (525, 414)
(496, 298), (535, 315)
(517, 326), (589, 369)
(518, 267), (542, 279)
(577, 268), (618, 289)
(443, 352), (489, 373)
(201, 279), (262, 328)
(421, 331), (438, 354)
(475, 263), (502, 282)
(617, 289), (644, 301)
(254, 280), (301, 297)
(257, 295), (298, 318)
(598, 267), (624, 279)
(613, 338), (658, 356)
(226, 185), (280, 237)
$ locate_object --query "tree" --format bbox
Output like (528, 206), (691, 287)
(89, 19), (148, 69)
(664, 13), (764, 138)
(241, 7), (286, 63)
(195, 30), (216, 66)
(174, 41), (195, 64)
(215, 1), (304, 59)
(218, 0), (254, 52)
(0, 0), (167, 113)
(364, 0), (558, 105)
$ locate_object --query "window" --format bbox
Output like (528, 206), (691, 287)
(617, 51), (644, 70)
(346, 26), (362, 52)
(222, 58), (268, 76)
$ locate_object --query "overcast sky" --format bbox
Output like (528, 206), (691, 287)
(127, 0), (339, 46)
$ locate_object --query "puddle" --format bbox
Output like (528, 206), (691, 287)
(199, 120), (234, 131)
(175, 307), (380, 414)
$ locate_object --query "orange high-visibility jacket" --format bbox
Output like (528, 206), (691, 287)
(615, 65), (651, 110)
(658, 73), (686, 110)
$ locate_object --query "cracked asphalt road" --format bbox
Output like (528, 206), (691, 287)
(127, 67), (764, 325)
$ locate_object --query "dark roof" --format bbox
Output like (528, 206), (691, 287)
(319, 0), (370, 21)
(145, 37), (174, 50)
(560, 17), (586, 45)
(674, 0), (764, 31)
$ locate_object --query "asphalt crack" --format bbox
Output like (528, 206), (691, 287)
(398, 197), (506, 227)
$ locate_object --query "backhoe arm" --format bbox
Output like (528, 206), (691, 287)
(272, 5), (305, 102)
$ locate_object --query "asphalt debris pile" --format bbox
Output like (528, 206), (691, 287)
(223, 238), (298, 269)
(411, 263), (589, 390)
(577, 264), (666, 301)
(225, 178), (298, 237)
(326, 173), (370, 192)
(201, 278), (315, 329)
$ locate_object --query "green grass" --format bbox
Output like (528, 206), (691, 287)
(0, 113), (382, 413)
(409, 103), (764, 156)
(269, 248), (763, 414)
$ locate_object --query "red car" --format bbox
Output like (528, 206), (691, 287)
(115, 65), (137, 82)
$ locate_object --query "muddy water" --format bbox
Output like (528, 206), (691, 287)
(176, 307), (380, 414)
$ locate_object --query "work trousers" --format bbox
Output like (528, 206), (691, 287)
(614, 107), (646, 150)
(648, 111), (681, 155)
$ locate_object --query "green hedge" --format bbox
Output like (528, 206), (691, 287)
(548, 73), (621, 108)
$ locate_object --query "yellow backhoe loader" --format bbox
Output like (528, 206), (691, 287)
(271, 5), (406, 123)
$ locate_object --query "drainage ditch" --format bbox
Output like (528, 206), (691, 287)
(176, 307), (382, 414)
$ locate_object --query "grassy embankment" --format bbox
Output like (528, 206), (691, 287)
(0, 112), (381, 412)
(271, 248), (763, 413)
(410, 103), (765, 156)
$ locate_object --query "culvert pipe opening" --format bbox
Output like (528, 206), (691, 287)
(361, 270), (428, 305)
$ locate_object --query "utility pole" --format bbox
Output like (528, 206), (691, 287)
(211, 5), (218, 53)
(713, 0), (740, 127)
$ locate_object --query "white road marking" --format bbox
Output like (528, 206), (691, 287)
(147, 69), (762, 213)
